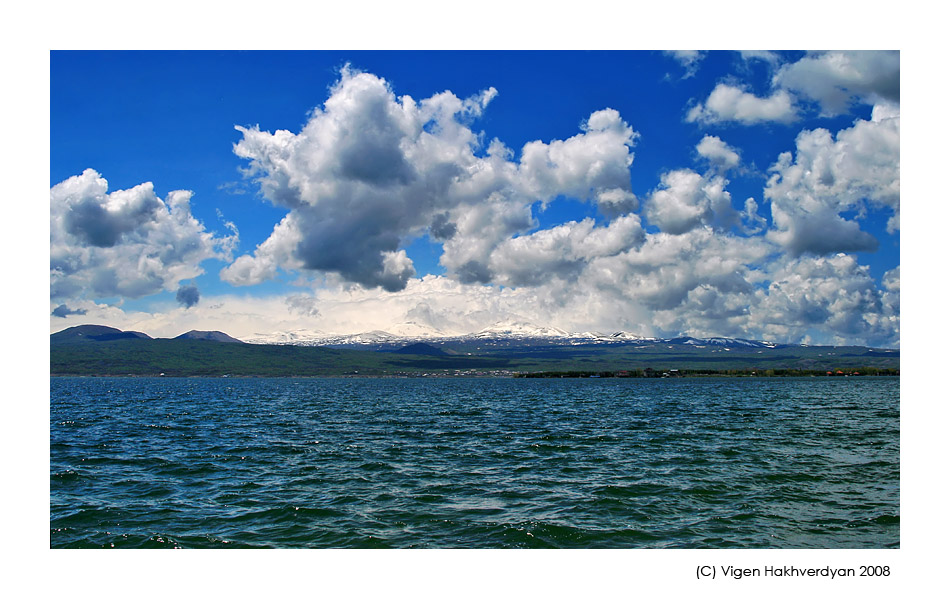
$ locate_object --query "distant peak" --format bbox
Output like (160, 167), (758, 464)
(475, 321), (569, 337)
(173, 330), (244, 343)
(51, 324), (151, 343)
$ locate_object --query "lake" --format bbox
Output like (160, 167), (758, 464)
(50, 376), (899, 548)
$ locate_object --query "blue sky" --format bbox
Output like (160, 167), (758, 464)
(49, 50), (900, 346)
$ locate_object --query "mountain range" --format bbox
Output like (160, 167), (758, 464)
(50, 322), (898, 377)
(239, 320), (784, 352)
(51, 325), (244, 345)
(50, 321), (897, 353)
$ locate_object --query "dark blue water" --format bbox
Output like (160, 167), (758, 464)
(50, 376), (899, 548)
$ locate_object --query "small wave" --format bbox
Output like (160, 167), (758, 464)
(51, 469), (84, 481)
(594, 482), (671, 498)
(871, 514), (899, 525)
(499, 521), (591, 548)
(357, 461), (396, 472)
(412, 494), (446, 504)
(351, 535), (395, 548)
(141, 534), (184, 548)
(539, 433), (574, 441)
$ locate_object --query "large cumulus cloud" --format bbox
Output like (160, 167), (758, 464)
(764, 103), (900, 255)
(748, 254), (899, 346)
(487, 214), (646, 287)
(50, 169), (237, 302)
(645, 169), (738, 234)
(221, 67), (639, 291)
(588, 227), (771, 314)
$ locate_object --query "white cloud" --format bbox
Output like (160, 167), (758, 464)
(487, 215), (645, 287)
(774, 50), (900, 116)
(764, 105), (900, 254)
(595, 188), (638, 216)
(645, 169), (738, 234)
(438, 191), (536, 284)
(599, 227), (771, 313)
(740, 197), (767, 234)
(226, 68), (639, 291)
(56, 232), (899, 347)
(883, 265), (900, 293)
(689, 52), (899, 128)
(748, 253), (899, 346)
(739, 50), (782, 66)
(687, 83), (798, 125)
(576, 235), (898, 346)
(50, 169), (236, 302)
(519, 108), (638, 200)
(695, 135), (741, 172)
(881, 266), (900, 339)
(664, 50), (706, 78)
(767, 205), (879, 256)
(221, 213), (303, 286)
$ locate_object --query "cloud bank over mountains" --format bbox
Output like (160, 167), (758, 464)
(50, 52), (901, 347)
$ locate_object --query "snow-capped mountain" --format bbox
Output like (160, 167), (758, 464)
(473, 321), (570, 339)
(384, 321), (447, 339)
(672, 336), (776, 348)
(240, 320), (780, 351)
(243, 329), (330, 346)
(609, 331), (655, 341)
(244, 329), (398, 347)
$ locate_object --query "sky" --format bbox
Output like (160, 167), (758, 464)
(49, 50), (901, 347)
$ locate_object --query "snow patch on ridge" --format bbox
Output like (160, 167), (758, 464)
(240, 319), (775, 349)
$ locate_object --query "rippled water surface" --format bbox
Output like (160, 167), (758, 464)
(50, 376), (899, 548)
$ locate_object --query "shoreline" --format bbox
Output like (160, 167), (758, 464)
(49, 371), (900, 379)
